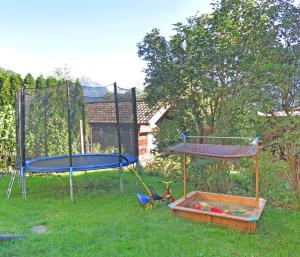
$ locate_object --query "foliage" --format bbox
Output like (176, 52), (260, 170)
(0, 69), (22, 106)
(0, 69), (22, 170)
(138, 0), (299, 138)
(24, 73), (36, 89)
(144, 151), (298, 208)
(143, 155), (183, 179)
(258, 151), (298, 207)
(24, 81), (83, 159)
(91, 143), (120, 153)
(138, 0), (269, 136)
(0, 105), (16, 170)
(0, 67), (84, 169)
(138, 0), (300, 208)
(152, 118), (181, 152)
(36, 75), (47, 89)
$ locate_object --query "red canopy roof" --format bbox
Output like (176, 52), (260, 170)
(169, 143), (258, 159)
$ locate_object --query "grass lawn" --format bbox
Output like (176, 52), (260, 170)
(0, 170), (299, 257)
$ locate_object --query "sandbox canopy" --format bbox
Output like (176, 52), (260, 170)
(169, 143), (258, 159)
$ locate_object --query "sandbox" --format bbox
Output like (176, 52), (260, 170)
(169, 191), (266, 233)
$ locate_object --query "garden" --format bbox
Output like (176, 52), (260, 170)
(0, 0), (299, 256)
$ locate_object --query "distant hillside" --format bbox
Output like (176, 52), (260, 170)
(80, 76), (105, 88)
(80, 77), (112, 103)
(0, 66), (20, 76)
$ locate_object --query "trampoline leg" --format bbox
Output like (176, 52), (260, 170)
(21, 167), (26, 200)
(119, 165), (124, 193)
(69, 167), (74, 201)
(18, 169), (22, 188)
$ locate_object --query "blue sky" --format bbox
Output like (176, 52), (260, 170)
(0, 0), (212, 88)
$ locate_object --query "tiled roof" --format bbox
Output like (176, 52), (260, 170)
(87, 101), (159, 125)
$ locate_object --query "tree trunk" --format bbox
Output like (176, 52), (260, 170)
(286, 148), (300, 207)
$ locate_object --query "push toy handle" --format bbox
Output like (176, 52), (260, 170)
(160, 180), (173, 188)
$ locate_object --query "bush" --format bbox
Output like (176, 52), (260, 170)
(0, 105), (16, 170)
(153, 119), (181, 153)
(258, 151), (298, 208)
(143, 155), (183, 179)
(143, 150), (298, 209)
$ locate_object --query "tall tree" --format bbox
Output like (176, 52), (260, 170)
(36, 75), (47, 89)
(138, 0), (300, 204)
(138, 0), (268, 136)
(23, 73), (36, 89)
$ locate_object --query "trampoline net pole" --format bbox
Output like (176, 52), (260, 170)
(69, 167), (74, 201)
(81, 99), (86, 153)
(113, 82), (122, 155)
(20, 85), (26, 200)
(131, 87), (139, 162)
(80, 119), (84, 154)
(66, 81), (74, 200)
(21, 167), (26, 200)
(20, 86), (26, 169)
(119, 164), (124, 192)
(15, 92), (20, 171)
(43, 94), (48, 157)
(113, 82), (123, 192)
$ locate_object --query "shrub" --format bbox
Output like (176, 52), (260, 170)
(143, 155), (183, 179)
(143, 150), (299, 209)
(0, 105), (16, 170)
(153, 119), (181, 153)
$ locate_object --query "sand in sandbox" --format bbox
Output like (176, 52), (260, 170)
(185, 198), (255, 218)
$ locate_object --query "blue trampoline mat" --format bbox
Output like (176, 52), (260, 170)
(24, 153), (137, 172)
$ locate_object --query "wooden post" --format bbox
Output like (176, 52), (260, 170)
(80, 119), (84, 154)
(183, 153), (187, 198)
(255, 154), (259, 208)
(255, 137), (260, 208)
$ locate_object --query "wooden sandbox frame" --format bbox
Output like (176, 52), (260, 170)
(169, 136), (266, 233)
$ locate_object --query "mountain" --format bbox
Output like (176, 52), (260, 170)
(80, 76), (135, 103)
(80, 77), (112, 103)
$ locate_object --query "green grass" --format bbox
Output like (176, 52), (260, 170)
(0, 170), (299, 257)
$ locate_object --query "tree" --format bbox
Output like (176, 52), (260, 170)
(23, 73), (36, 89)
(138, 0), (268, 136)
(53, 64), (72, 80)
(0, 69), (22, 169)
(0, 105), (15, 169)
(249, 0), (300, 201)
(36, 75), (47, 89)
(0, 71), (11, 106)
(138, 0), (300, 206)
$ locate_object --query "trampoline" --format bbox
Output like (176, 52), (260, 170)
(13, 81), (139, 200)
(25, 153), (137, 172)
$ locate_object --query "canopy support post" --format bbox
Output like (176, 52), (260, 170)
(255, 138), (260, 208)
(255, 154), (260, 208)
(80, 120), (85, 154)
(183, 154), (187, 198)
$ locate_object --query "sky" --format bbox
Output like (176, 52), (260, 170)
(0, 0), (212, 88)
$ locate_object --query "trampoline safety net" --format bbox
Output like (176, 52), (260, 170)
(16, 82), (138, 170)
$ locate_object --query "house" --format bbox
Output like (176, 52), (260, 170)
(257, 106), (300, 117)
(87, 101), (169, 161)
